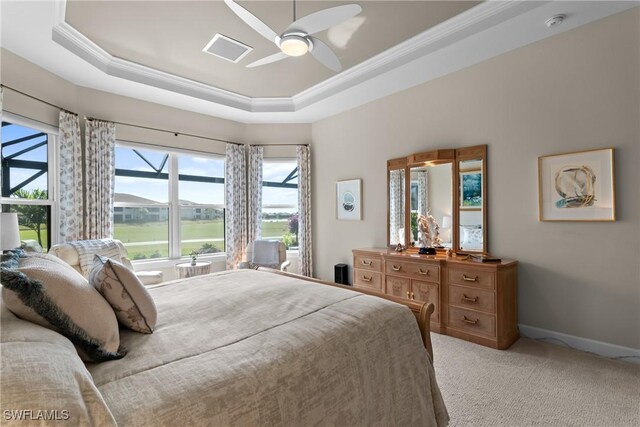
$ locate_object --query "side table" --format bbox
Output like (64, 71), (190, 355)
(175, 261), (212, 279)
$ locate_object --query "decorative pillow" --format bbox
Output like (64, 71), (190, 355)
(461, 226), (483, 244)
(0, 249), (126, 362)
(89, 255), (157, 333)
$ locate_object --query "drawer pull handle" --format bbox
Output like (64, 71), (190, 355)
(411, 292), (415, 300)
(362, 276), (372, 282)
(462, 274), (478, 282)
(418, 268), (430, 276)
(462, 316), (479, 325)
(361, 260), (372, 266)
(406, 291), (410, 299)
(392, 265), (402, 271)
(462, 294), (478, 303)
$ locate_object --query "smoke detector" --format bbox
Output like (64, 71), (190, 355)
(545, 14), (566, 28)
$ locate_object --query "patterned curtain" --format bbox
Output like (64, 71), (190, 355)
(296, 145), (312, 277)
(389, 169), (405, 245)
(58, 111), (84, 242)
(247, 146), (263, 243)
(225, 143), (247, 270)
(417, 171), (429, 217)
(84, 119), (116, 239)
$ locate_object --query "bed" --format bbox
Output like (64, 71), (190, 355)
(1, 269), (449, 426)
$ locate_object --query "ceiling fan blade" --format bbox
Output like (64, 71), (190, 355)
(286, 4), (362, 35)
(246, 52), (289, 68)
(309, 37), (341, 72)
(224, 0), (279, 43)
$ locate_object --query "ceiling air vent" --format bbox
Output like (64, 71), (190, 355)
(202, 34), (252, 63)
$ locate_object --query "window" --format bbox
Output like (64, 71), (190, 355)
(262, 159), (298, 250)
(178, 154), (224, 257)
(1, 119), (57, 250)
(114, 144), (224, 260)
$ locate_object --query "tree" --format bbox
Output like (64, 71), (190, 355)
(12, 188), (48, 247)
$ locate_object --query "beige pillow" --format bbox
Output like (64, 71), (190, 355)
(89, 255), (157, 333)
(0, 250), (125, 362)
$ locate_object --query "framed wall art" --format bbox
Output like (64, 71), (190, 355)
(538, 148), (615, 221)
(336, 179), (362, 220)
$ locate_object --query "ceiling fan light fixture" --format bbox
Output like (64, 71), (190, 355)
(279, 34), (310, 57)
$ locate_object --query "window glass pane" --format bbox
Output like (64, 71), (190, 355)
(113, 207), (169, 260)
(115, 146), (168, 204)
(180, 207), (225, 256)
(1, 122), (49, 198)
(262, 159), (298, 249)
(2, 204), (50, 250)
(262, 160), (298, 184)
(178, 155), (224, 205)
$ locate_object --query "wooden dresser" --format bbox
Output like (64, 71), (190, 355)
(353, 248), (518, 349)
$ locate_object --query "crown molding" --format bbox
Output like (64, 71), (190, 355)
(293, 0), (544, 109)
(50, 0), (545, 115)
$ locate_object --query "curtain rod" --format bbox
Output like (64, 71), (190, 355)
(84, 116), (242, 146)
(0, 85), (240, 146)
(250, 143), (309, 147)
(1, 84), (76, 115)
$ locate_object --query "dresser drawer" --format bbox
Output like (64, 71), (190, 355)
(448, 285), (495, 314)
(448, 267), (495, 290)
(448, 306), (496, 337)
(412, 280), (439, 321)
(386, 276), (410, 299)
(354, 254), (383, 272)
(385, 260), (440, 283)
(353, 269), (382, 291)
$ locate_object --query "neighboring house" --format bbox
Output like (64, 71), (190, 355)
(114, 193), (221, 223)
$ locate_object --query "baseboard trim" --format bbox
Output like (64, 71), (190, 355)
(518, 324), (640, 364)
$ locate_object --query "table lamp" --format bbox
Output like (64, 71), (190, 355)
(1, 213), (21, 252)
(442, 215), (452, 230)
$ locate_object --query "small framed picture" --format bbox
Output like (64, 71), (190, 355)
(538, 148), (615, 221)
(336, 179), (362, 220)
(460, 169), (482, 210)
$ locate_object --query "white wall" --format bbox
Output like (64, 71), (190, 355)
(311, 8), (640, 350)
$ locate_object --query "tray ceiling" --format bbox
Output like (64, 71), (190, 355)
(65, 1), (480, 97)
(2, 1), (636, 122)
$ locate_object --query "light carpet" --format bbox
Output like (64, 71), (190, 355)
(431, 334), (640, 427)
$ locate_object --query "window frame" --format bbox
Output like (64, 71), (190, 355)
(114, 140), (225, 261)
(1, 113), (59, 249)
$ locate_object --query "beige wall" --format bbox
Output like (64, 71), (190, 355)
(312, 8), (640, 349)
(1, 49), (311, 153)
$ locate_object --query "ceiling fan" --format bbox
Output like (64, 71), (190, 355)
(224, 0), (362, 72)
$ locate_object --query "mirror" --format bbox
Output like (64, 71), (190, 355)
(387, 145), (487, 253)
(455, 145), (487, 253)
(408, 163), (453, 249)
(388, 168), (406, 246)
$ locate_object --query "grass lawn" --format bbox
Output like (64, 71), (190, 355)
(17, 227), (49, 249)
(17, 220), (291, 259)
(114, 219), (290, 259)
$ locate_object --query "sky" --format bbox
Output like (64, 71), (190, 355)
(2, 122), (298, 211)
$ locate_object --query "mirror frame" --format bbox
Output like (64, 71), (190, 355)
(387, 156), (408, 246)
(387, 145), (488, 254)
(454, 145), (488, 254)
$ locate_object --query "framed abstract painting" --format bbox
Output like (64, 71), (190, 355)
(538, 148), (615, 221)
(336, 179), (362, 220)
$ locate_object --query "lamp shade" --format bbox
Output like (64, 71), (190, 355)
(442, 215), (452, 229)
(1, 213), (21, 251)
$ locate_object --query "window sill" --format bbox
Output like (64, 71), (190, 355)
(131, 253), (227, 267)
